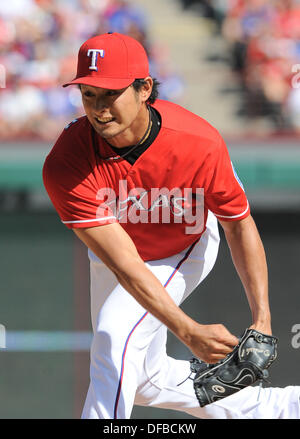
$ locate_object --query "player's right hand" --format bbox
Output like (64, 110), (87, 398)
(188, 323), (239, 364)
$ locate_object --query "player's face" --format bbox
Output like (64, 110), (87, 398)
(80, 79), (152, 147)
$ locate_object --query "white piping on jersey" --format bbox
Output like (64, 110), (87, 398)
(62, 216), (116, 224)
(214, 201), (249, 219)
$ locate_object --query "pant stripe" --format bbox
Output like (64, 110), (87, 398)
(113, 238), (200, 419)
(113, 311), (148, 419)
(163, 238), (200, 288)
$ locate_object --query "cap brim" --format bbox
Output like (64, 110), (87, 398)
(62, 76), (135, 89)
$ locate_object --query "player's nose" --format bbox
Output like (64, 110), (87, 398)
(94, 97), (109, 111)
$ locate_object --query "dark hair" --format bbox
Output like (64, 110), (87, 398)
(132, 78), (160, 104)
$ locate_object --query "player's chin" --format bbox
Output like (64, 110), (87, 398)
(92, 121), (118, 137)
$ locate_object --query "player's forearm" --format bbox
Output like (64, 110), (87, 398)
(220, 215), (271, 331)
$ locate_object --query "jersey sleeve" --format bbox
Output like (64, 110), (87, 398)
(43, 130), (117, 229)
(203, 135), (250, 221)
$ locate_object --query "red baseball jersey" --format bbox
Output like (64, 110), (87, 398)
(43, 99), (250, 261)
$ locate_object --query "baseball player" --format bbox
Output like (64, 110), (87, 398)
(43, 32), (300, 419)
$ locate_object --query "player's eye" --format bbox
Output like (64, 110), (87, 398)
(83, 91), (95, 98)
(106, 90), (119, 97)
(106, 87), (127, 97)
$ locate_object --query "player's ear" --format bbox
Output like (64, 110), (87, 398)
(140, 77), (153, 103)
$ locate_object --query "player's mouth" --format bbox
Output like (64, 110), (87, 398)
(95, 116), (116, 125)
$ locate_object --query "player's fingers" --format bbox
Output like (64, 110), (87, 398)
(211, 324), (239, 347)
(224, 335), (239, 347)
(215, 343), (235, 356)
(209, 342), (238, 361)
(219, 328), (239, 347)
(211, 339), (238, 356)
(214, 336), (238, 350)
(198, 343), (235, 363)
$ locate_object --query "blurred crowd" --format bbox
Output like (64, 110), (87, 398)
(0, 0), (184, 141)
(2, 0), (299, 140)
(181, 0), (300, 133)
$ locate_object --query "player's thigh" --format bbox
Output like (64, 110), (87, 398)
(88, 257), (187, 374)
(88, 246), (187, 337)
(146, 210), (220, 306)
(180, 209), (220, 300)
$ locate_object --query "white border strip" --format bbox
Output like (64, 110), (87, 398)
(62, 217), (116, 224)
(1, 331), (93, 351)
(214, 202), (249, 219)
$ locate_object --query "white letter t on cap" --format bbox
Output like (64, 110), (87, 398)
(87, 49), (105, 71)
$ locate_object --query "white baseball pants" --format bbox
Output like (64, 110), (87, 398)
(81, 211), (300, 419)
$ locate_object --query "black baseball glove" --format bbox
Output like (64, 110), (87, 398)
(191, 328), (278, 407)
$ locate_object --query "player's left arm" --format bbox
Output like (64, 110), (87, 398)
(218, 214), (272, 335)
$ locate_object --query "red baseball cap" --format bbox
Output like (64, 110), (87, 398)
(63, 32), (149, 89)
